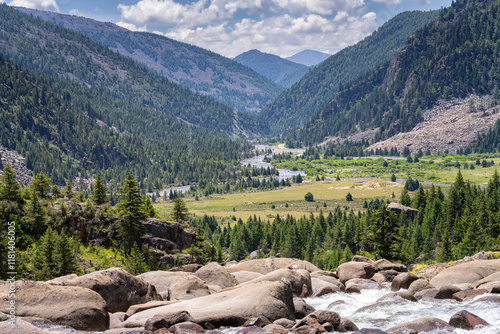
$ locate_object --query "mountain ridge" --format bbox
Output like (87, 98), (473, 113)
(285, 49), (330, 66)
(15, 7), (283, 114)
(234, 49), (309, 88)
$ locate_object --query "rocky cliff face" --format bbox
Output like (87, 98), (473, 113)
(142, 218), (196, 253)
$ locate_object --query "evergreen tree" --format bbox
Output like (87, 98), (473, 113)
(64, 180), (73, 199)
(55, 231), (78, 276)
(0, 164), (21, 202)
(91, 174), (107, 205)
(123, 243), (149, 275)
(33, 227), (58, 280)
(117, 173), (145, 219)
(346, 192), (353, 201)
(365, 203), (401, 260)
(25, 189), (46, 236)
(171, 198), (188, 221)
(31, 172), (52, 199)
(142, 195), (158, 218)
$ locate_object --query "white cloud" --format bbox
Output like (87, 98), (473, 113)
(273, 0), (364, 15)
(116, 21), (148, 32)
(371, 0), (402, 5)
(161, 12), (378, 58)
(8, 0), (59, 11)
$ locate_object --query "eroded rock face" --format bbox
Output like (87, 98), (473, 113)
(53, 267), (161, 312)
(142, 218), (196, 252)
(430, 259), (500, 288)
(0, 280), (108, 331)
(123, 281), (295, 329)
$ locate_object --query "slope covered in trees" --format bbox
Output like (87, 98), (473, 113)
(0, 53), (251, 188)
(258, 10), (440, 134)
(0, 4), (261, 135)
(234, 49), (309, 88)
(16, 7), (283, 114)
(299, 0), (500, 145)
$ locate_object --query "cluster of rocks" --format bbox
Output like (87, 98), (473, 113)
(0, 145), (33, 185)
(0, 255), (499, 334)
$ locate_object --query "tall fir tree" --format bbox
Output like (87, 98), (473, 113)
(91, 174), (107, 205)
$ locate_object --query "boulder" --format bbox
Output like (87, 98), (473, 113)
(170, 264), (203, 273)
(377, 270), (400, 283)
(371, 273), (387, 284)
(286, 260), (321, 273)
(243, 317), (272, 327)
(311, 285), (341, 298)
(264, 324), (288, 334)
(273, 318), (296, 329)
(292, 316), (326, 332)
(352, 255), (375, 264)
(474, 295), (500, 303)
(452, 289), (488, 302)
(339, 318), (359, 332)
(408, 279), (434, 295)
(0, 280), (108, 331)
(345, 278), (383, 291)
(241, 268), (312, 297)
(225, 258), (298, 275)
(232, 271), (264, 284)
(434, 285), (461, 299)
(475, 271), (500, 288)
(310, 274), (344, 290)
(472, 251), (492, 261)
(55, 267), (161, 313)
(290, 325), (320, 334)
(386, 317), (453, 333)
(377, 291), (417, 302)
(138, 271), (190, 296)
(236, 327), (268, 334)
(413, 288), (438, 300)
(144, 311), (195, 332)
(169, 321), (206, 334)
(194, 262), (238, 289)
(374, 259), (407, 273)
(355, 329), (388, 334)
(449, 310), (489, 330)
(308, 310), (341, 328)
(46, 274), (78, 285)
(294, 299), (315, 319)
(337, 261), (376, 284)
(345, 285), (361, 294)
(126, 300), (177, 318)
(0, 319), (67, 334)
(123, 281), (295, 328)
(169, 275), (211, 301)
(391, 273), (419, 291)
(430, 259), (500, 288)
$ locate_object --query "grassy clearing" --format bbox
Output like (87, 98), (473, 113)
(155, 179), (403, 221)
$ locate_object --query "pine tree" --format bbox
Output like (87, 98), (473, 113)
(55, 231), (78, 276)
(26, 189), (46, 236)
(117, 173), (145, 219)
(171, 198), (188, 221)
(123, 243), (149, 275)
(31, 172), (52, 199)
(365, 203), (401, 260)
(33, 227), (58, 280)
(91, 174), (107, 205)
(0, 164), (21, 202)
(64, 180), (73, 199)
(142, 196), (158, 218)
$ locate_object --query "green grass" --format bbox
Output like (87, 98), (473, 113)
(155, 179), (403, 221)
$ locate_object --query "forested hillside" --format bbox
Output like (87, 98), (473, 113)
(16, 7), (283, 114)
(299, 0), (500, 145)
(234, 50), (309, 88)
(0, 54), (251, 188)
(0, 4), (260, 135)
(259, 10), (440, 134)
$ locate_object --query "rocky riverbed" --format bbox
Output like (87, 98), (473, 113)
(1, 255), (499, 334)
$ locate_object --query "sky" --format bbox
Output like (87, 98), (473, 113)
(2, 0), (451, 58)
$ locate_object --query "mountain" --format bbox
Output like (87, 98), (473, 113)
(0, 4), (261, 135)
(16, 7), (283, 114)
(234, 49), (309, 88)
(0, 53), (251, 188)
(298, 0), (500, 148)
(258, 10), (441, 134)
(285, 50), (330, 66)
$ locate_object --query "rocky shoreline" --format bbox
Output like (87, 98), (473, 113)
(1, 254), (499, 334)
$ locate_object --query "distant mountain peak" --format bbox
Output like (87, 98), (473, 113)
(286, 50), (330, 66)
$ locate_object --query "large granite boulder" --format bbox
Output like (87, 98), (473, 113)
(391, 273), (419, 291)
(374, 259), (407, 273)
(430, 259), (500, 288)
(225, 258), (300, 275)
(169, 274), (211, 301)
(0, 319), (67, 334)
(408, 279), (434, 296)
(232, 271), (264, 284)
(337, 261), (376, 284)
(386, 317), (453, 333)
(123, 281), (295, 328)
(0, 280), (108, 331)
(449, 310), (489, 330)
(53, 267), (161, 312)
(194, 262), (238, 289)
(138, 271), (190, 296)
(240, 268), (312, 297)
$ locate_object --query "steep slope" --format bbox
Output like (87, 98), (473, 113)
(286, 50), (330, 66)
(0, 53), (251, 187)
(299, 0), (500, 148)
(259, 10), (440, 134)
(234, 49), (309, 88)
(0, 4), (247, 135)
(16, 7), (283, 114)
